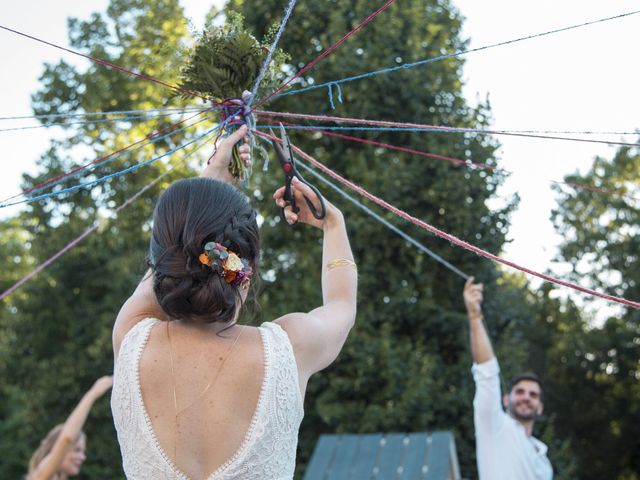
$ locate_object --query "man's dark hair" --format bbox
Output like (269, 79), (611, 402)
(508, 372), (544, 402)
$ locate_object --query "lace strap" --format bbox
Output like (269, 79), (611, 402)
(259, 321), (290, 345)
(116, 317), (159, 363)
(260, 322), (304, 408)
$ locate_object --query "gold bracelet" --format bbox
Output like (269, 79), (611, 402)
(327, 259), (357, 271)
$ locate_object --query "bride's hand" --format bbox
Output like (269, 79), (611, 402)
(201, 125), (250, 183)
(273, 177), (342, 229)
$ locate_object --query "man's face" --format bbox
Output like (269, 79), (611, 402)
(503, 379), (543, 422)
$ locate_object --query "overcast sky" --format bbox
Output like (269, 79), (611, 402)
(1, 1), (638, 318)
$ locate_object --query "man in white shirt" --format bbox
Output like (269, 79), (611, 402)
(464, 277), (553, 480)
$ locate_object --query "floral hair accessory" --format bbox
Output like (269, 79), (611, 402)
(199, 242), (253, 287)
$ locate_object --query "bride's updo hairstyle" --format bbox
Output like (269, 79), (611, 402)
(149, 178), (259, 324)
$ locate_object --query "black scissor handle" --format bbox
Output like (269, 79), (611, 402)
(280, 176), (299, 227)
(295, 171), (326, 220)
(280, 173), (326, 226)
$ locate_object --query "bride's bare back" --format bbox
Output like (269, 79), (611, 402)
(139, 322), (264, 479)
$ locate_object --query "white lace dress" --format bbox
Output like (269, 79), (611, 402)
(111, 318), (304, 480)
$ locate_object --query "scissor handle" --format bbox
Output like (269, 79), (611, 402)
(296, 173), (326, 220)
(279, 174), (326, 226)
(271, 126), (326, 226)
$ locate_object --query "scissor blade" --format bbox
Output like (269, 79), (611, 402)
(278, 123), (291, 151)
(278, 123), (296, 163)
(269, 128), (287, 165)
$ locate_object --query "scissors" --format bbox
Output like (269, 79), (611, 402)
(270, 123), (326, 225)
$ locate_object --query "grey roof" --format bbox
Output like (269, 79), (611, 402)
(303, 431), (461, 480)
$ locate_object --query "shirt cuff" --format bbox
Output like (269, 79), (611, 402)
(471, 356), (500, 380)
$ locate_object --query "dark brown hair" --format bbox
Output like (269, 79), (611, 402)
(508, 372), (544, 402)
(149, 178), (259, 324)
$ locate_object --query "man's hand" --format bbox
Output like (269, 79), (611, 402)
(464, 276), (484, 319)
(464, 276), (494, 363)
(201, 125), (250, 183)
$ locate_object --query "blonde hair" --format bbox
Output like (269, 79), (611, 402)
(27, 424), (85, 480)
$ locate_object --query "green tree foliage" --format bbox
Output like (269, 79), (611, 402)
(551, 146), (639, 303)
(179, 12), (289, 179)
(1, 0), (514, 474)
(3, 1), (636, 479)
(0, 218), (36, 470)
(179, 12), (287, 101)
(227, 0), (518, 476)
(0, 1), (197, 477)
(548, 145), (640, 479)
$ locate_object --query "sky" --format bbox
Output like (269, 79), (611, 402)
(1, 1), (638, 318)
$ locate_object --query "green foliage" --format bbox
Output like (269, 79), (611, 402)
(1, 1), (638, 479)
(230, 1), (640, 479)
(0, 0), (194, 477)
(228, 0), (514, 477)
(544, 316), (640, 480)
(179, 12), (287, 101)
(179, 12), (288, 179)
(548, 144), (640, 479)
(551, 145), (639, 301)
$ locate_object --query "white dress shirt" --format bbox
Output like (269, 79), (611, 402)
(472, 357), (553, 480)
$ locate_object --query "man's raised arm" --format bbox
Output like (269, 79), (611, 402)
(463, 276), (494, 364)
(464, 275), (505, 439)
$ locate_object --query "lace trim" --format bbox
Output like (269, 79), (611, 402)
(133, 318), (188, 479)
(133, 318), (271, 480)
(263, 322), (305, 410)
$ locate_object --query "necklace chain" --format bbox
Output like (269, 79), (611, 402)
(166, 321), (245, 466)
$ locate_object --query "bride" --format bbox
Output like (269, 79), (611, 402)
(111, 125), (358, 479)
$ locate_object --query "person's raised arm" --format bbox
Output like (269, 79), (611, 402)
(30, 376), (113, 480)
(112, 127), (250, 356)
(465, 277), (505, 433)
(274, 177), (358, 384)
(463, 276), (494, 364)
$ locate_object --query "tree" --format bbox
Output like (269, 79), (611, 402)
(5, 1), (626, 479)
(548, 144), (640, 479)
(552, 145), (639, 303)
(226, 0), (517, 476)
(0, 1), (196, 477)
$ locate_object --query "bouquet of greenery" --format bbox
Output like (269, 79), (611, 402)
(180, 14), (289, 180)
